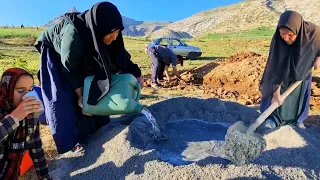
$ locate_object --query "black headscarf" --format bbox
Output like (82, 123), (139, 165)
(260, 11), (320, 98)
(63, 2), (125, 105)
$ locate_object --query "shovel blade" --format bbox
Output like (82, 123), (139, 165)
(229, 121), (249, 133)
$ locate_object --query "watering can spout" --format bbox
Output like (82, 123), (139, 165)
(137, 104), (148, 113)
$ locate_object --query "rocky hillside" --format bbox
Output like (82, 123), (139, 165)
(121, 17), (171, 37)
(268, 0), (320, 23)
(152, 0), (320, 37)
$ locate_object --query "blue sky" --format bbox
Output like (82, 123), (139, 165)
(0, 0), (243, 26)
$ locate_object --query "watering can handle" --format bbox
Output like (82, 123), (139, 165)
(246, 70), (312, 133)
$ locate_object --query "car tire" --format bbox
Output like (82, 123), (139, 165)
(188, 52), (198, 60)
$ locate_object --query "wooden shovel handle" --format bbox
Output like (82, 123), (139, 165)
(246, 77), (307, 133)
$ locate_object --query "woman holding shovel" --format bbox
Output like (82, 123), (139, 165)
(35, 2), (143, 153)
(260, 10), (320, 129)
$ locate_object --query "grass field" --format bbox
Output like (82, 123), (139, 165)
(0, 27), (273, 78)
(0, 28), (43, 46)
(200, 27), (275, 40)
(0, 27), (43, 38)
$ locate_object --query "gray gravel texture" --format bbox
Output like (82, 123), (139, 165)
(36, 97), (320, 180)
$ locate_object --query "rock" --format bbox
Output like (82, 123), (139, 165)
(245, 100), (253, 105)
(217, 88), (223, 95)
(146, 79), (152, 85)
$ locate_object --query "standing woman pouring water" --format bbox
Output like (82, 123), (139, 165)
(260, 11), (320, 129)
(35, 2), (143, 153)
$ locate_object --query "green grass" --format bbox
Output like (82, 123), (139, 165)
(0, 36), (37, 46)
(0, 28), (44, 46)
(201, 27), (275, 40)
(0, 49), (39, 75)
(0, 28), (43, 38)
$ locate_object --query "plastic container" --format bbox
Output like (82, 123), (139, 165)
(20, 150), (34, 176)
(82, 74), (145, 116)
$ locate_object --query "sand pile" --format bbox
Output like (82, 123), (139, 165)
(36, 97), (320, 180)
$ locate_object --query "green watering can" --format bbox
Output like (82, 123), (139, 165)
(82, 74), (145, 116)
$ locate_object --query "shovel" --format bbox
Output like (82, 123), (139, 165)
(224, 73), (309, 166)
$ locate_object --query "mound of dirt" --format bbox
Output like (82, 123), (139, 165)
(202, 52), (320, 109)
(310, 77), (320, 111)
(203, 52), (266, 105)
(144, 51), (320, 111)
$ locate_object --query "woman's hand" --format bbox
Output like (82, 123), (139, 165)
(77, 95), (92, 116)
(75, 88), (83, 108)
(77, 96), (84, 108)
(313, 57), (320, 70)
(271, 90), (283, 106)
(10, 97), (42, 121)
(137, 76), (144, 88)
(75, 88), (92, 116)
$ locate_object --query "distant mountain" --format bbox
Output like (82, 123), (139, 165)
(121, 16), (171, 37)
(45, 7), (79, 27)
(45, 7), (172, 37)
(149, 28), (193, 39)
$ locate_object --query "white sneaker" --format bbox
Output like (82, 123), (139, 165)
(296, 122), (306, 129)
(264, 119), (276, 129)
(151, 83), (160, 90)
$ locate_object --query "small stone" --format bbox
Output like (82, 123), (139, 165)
(217, 88), (223, 95)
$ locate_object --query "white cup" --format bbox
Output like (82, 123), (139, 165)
(22, 90), (44, 116)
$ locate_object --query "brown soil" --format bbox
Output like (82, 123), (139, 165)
(40, 125), (58, 161)
(145, 52), (320, 112)
(202, 52), (265, 105)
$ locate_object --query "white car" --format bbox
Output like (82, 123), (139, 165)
(145, 37), (202, 60)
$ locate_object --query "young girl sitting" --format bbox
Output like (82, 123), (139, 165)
(0, 68), (52, 180)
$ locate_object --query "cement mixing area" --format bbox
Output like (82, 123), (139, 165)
(24, 52), (320, 180)
(39, 97), (320, 180)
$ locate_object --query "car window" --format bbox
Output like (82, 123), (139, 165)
(172, 39), (181, 46)
(159, 39), (168, 46)
(152, 39), (158, 44)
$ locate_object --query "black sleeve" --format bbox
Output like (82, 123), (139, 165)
(60, 26), (85, 91)
(120, 50), (142, 77)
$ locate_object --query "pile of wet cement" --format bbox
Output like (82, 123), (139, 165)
(224, 121), (267, 166)
(38, 97), (320, 180)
